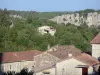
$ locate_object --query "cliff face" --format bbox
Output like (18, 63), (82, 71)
(49, 12), (100, 27)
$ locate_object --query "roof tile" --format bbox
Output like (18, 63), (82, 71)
(75, 53), (99, 66)
(91, 33), (100, 44)
(0, 50), (42, 63)
(48, 45), (82, 60)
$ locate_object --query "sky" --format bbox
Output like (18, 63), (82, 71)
(0, 0), (100, 12)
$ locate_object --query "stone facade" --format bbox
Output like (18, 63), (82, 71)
(92, 44), (100, 59)
(34, 52), (60, 73)
(35, 58), (93, 75)
(38, 26), (56, 36)
(0, 50), (42, 72)
(56, 58), (93, 75)
(34, 45), (99, 75)
(9, 14), (22, 19)
(91, 33), (100, 59)
(1, 60), (35, 72)
(49, 12), (100, 27)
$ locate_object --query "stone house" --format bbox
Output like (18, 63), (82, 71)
(35, 54), (99, 75)
(56, 53), (99, 75)
(0, 50), (42, 72)
(38, 26), (56, 36)
(91, 33), (100, 59)
(34, 45), (99, 75)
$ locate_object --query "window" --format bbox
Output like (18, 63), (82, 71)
(63, 18), (67, 21)
(62, 68), (65, 75)
(1, 65), (4, 71)
(10, 65), (12, 69)
(43, 71), (50, 75)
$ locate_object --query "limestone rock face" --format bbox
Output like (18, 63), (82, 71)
(49, 12), (100, 27)
(9, 14), (22, 19)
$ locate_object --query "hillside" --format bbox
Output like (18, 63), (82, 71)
(0, 8), (100, 52)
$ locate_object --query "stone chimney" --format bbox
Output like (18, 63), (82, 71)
(68, 53), (72, 57)
(47, 44), (50, 50)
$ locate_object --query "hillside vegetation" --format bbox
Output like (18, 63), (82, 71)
(0, 8), (100, 52)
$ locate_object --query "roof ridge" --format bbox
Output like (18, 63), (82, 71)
(74, 53), (99, 66)
(3, 50), (41, 53)
(91, 32), (100, 44)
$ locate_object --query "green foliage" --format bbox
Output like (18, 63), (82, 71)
(0, 8), (99, 52)
(0, 9), (11, 27)
(55, 24), (94, 51)
(83, 9), (95, 13)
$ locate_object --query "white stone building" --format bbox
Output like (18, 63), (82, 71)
(35, 53), (99, 75)
(0, 50), (42, 72)
(91, 33), (100, 59)
(38, 26), (56, 36)
(9, 14), (22, 19)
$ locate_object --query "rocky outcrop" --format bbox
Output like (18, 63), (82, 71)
(49, 12), (100, 27)
(9, 14), (22, 19)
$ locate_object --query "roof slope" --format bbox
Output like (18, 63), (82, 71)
(0, 50), (42, 63)
(91, 33), (100, 44)
(35, 53), (99, 72)
(75, 53), (99, 66)
(48, 45), (82, 60)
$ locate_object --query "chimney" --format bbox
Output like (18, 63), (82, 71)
(68, 53), (72, 57)
(47, 44), (50, 50)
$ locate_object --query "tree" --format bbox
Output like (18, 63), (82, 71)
(0, 8), (11, 27)
(1, 68), (34, 75)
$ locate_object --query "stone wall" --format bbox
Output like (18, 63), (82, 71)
(34, 52), (60, 68)
(92, 44), (100, 59)
(56, 58), (93, 75)
(2, 60), (35, 72)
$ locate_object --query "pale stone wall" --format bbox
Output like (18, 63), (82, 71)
(38, 26), (56, 36)
(2, 60), (35, 72)
(35, 58), (93, 75)
(9, 15), (22, 19)
(56, 58), (93, 75)
(92, 44), (100, 59)
(34, 52), (60, 68)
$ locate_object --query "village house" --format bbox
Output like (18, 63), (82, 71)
(34, 45), (99, 75)
(56, 53), (99, 75)
(91, 33), (100, 60)
(38, 26), (56, 36)
(0, 50), (42, 72)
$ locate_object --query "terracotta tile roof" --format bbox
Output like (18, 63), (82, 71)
(47, 45), (82, 60)
(91, 33), (100, 44)
(35, 53), (99, 72)
(0, 50), (42, 63)
(75, 53), (99, 66)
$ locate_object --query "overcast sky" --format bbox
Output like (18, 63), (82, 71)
(0, 0), (100, 12)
